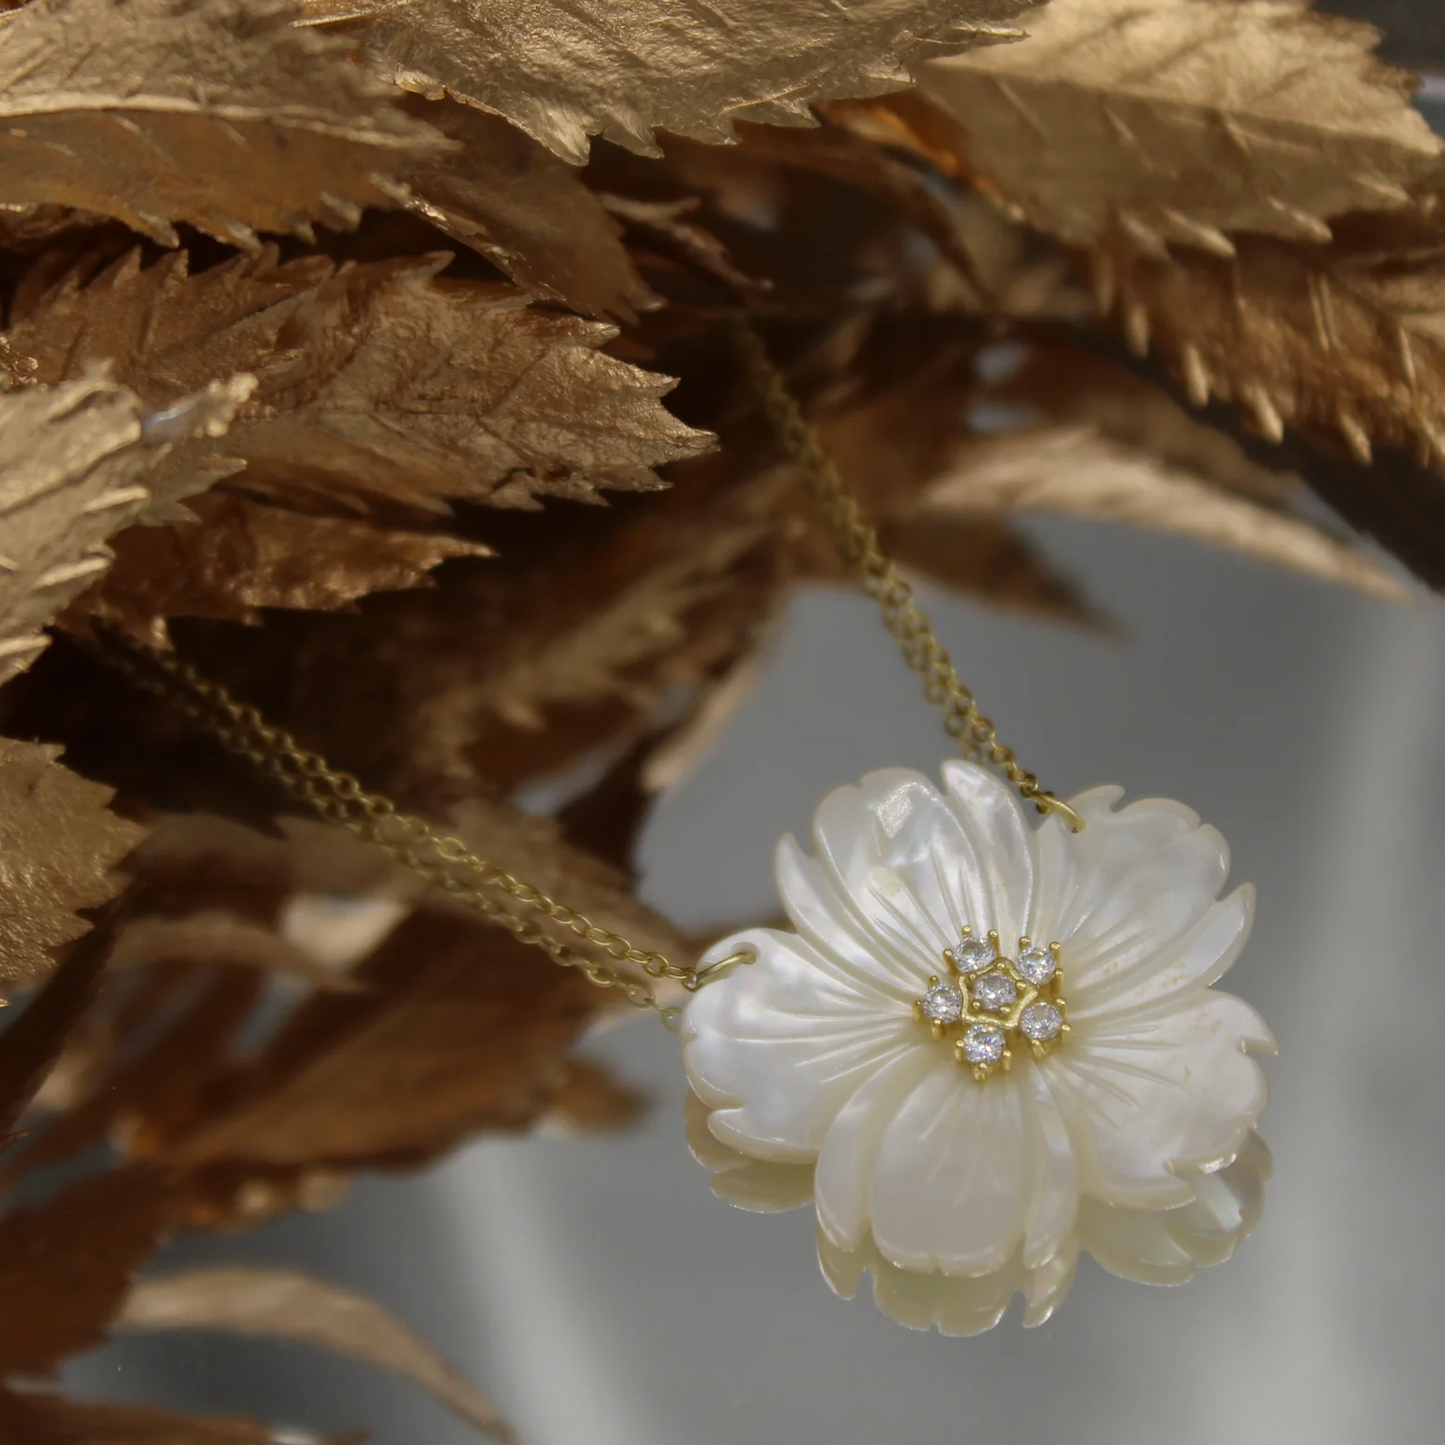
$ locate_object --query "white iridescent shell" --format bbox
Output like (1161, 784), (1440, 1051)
(681, 762), (1275, 1326)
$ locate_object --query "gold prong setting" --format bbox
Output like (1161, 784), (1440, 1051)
(912, 926), (1070, 1080)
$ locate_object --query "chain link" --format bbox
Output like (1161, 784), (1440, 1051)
(92, 634), (733, 1014)
(731, 324), (1083, 833)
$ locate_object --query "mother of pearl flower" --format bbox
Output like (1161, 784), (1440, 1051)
(682, 762), (1274, 1308)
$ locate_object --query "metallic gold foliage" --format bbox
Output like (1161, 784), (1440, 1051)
(1, 0), (1444, 1435)
(78, 492), (489, 643)
(0, 0), (447, 248)
(0, 738), (143, 988)
(12, 248), (711, 515)
(915, 423), (1410, 598)
(118, 1268), (507, 1439)
(918, 0), (1442, 253)
(305, 0), (1039, 163)
(406, 97), (656, 319)
(223, 259), (713, 513)
(0, 375), (248, 684)
(6, 248), (706, 636)
(0, 1166), (174, 1372)
(0, 1390), (279, 1445)
(1097, 232), (1445, 468)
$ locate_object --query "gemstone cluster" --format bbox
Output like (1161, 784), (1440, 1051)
(912, 926), (1070, 1080)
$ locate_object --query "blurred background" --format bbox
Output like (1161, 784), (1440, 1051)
(68, 7), (1445, 1445)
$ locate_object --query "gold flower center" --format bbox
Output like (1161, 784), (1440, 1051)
(912, 927), (1070, 1081)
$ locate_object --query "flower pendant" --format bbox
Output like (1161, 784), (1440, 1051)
(682, 762), (1275, 1331)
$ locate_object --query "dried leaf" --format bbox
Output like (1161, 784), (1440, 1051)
(8, 248), (331, 425)
(916, 423), (1409, 598)
(805, 327), (1096, 621)
(0, 740), (144, 988)
(147, 913), (608, 1170)
(5, 968), (266, 1186)
(0, 1167), (173, 1373)
(544, 1059), (645, 1132)
(0, 1390), (280, 1445)
(988, 338), (1304, 506)
(1098, 229), (1445, 468)
(227, 259), (711, 514)
(707, 120), (985, 291)
(598, 193), (768, 300)
(117, 1267), (508, 1440)
(0, 374), (247, 684)
(74, 493), (488, 644)
(0, 902), (119, 1143)
(885, 514), (1101, 621)
(109, 913), (364, 993)
(405, 97), (655, 319)
(10, 248), (711, 517)
(918, 0), (1442, 254)
(0, 0), (446, 247)
(140, 455), (791, 808)
(306, 0), (1036, 163)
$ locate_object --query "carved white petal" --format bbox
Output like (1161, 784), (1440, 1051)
(685, 926), (915, 1162)
(1067, 883), (1255, 1022)
(1054, 992), (1274, 1207)
(869, 1067), (1031, 1275)
(813, 1044), (942, 1252)
(809, 767), (1038, 975)
(1019, 1069), (1080, 1269)
(774, 835), (923, 1002)
(688, 1091), (1271, 1335)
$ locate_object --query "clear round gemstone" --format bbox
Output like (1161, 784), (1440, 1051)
(920, 982), (964, 1024)
(972, 971), (1018, 1013)
(955, 937), (997, 973)
(961, 1023), (1006, 1065)
(1020, 1001), (1063, 1041)
(1016, 946), (1057, 986)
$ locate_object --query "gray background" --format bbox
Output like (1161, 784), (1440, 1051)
(71, 9), (1445, 1444)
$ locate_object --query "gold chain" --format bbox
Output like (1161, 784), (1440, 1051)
(93, 326), (1078, 1021)
(93, 634), (737, 1017)
(732, 325), (1082, 833)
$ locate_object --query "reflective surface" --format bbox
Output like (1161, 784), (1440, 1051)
(79, 511), (1445, 1445)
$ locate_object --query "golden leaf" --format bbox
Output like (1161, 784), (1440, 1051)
(0, 911), (114, 1144)
(109, 913), (365, 993)
(0, 740), (144, 988)
(10, 248), (712, 516)
(914, 423), (1410, 598)
(305, 0), (1037, 163)
(1096, 231), (1445, 468)
(74, 493), (489, 644)
(545, 1059), (646, 1133)
(8, 248), (331, 419)
(406, 97), (655, 319)
(809, 326), (1096, 622)
(117, 1268), (507, 1440)
(0, 0), (446, 247)
(137, 453), (790, 805)
(149, 913), (609, 1169)
(30, 804), (675, 1188)
(989, 338), (1304, 506)
(0, 374), (247, 684)
(0, 1389), (279, 1445)
(228, 258), (712, 514)
(0, 1167), (174, 1373)
(918, 0), (1442, 253)
(885, 514), (1100, 622)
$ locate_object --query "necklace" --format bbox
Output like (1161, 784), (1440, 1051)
(98, 327), (1274, 1335)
